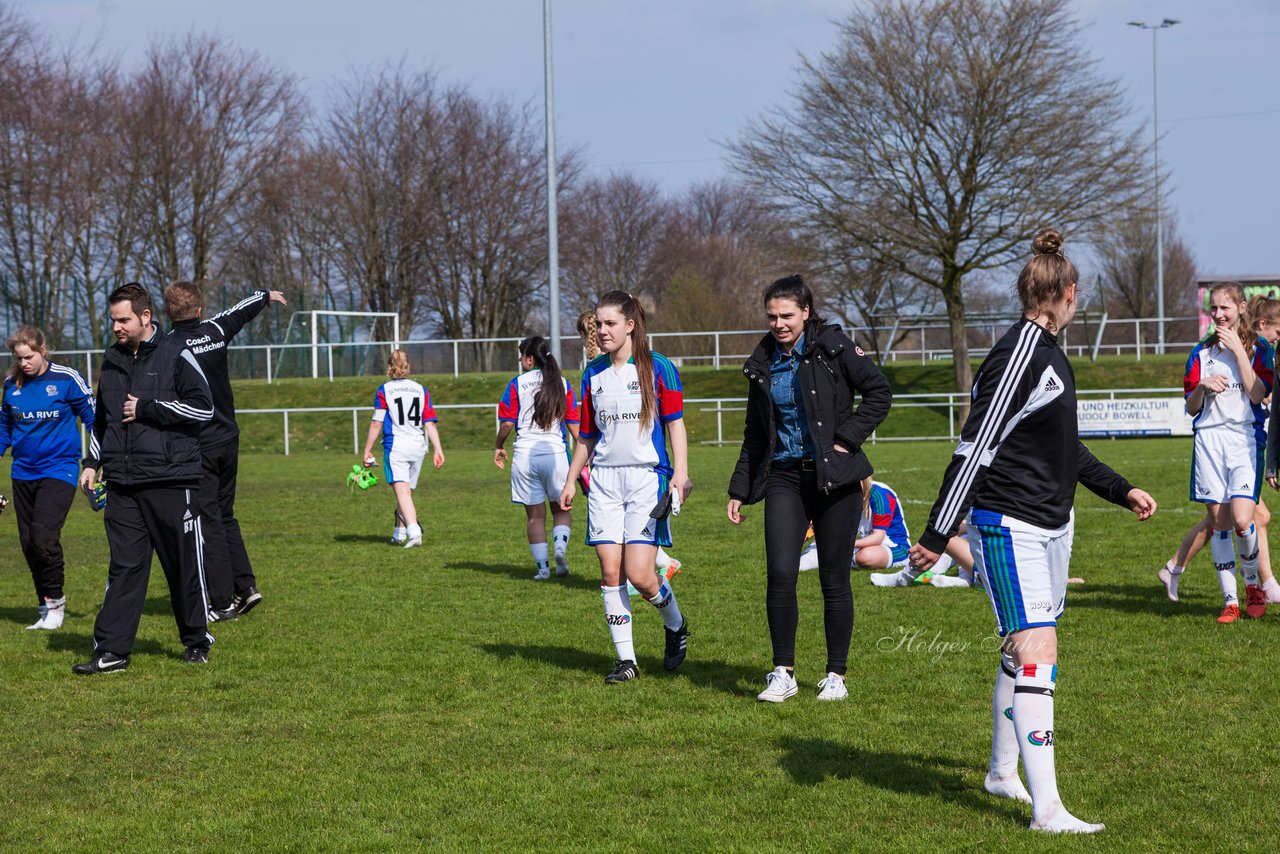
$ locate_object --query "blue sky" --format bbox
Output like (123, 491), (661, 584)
(26, 0), (1280, 281)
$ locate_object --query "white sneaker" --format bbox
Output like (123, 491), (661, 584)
(554, 553), (569, 577)
(403, 536), (422, 549)
(816, 672), (847, 701)
(39, 597), (66, 630)
(869, 569), (913, 587)
(533, 569), (551, 581)
(757, 667), (798, 703)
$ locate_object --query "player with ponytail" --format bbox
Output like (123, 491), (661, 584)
(495, 336), (580, 579)
(560, 291), (691, 683)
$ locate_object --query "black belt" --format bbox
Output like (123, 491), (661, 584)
(775, 458), (816, 471)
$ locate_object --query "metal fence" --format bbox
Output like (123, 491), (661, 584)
(51, 315), (1200, 384)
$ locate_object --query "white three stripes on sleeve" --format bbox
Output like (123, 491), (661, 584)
(933, 323), (1043, 537)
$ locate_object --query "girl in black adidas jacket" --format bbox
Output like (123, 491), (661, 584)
(727, 276), (892, 703)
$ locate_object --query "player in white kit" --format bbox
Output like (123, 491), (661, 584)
(1185, 282), (1275, 622)
(495, 336), (580, 579)
(361, 350), (444, 548)
(560, 292), (692, 683)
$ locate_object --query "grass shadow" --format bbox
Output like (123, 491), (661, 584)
(447, 560), (603, 592)
(479, 642), (763, 697)
(43, 630), (175, 659)
(777, 735), (1026, 823)
(1069, 582), (1219, 618)
(333, 534), (395, 544)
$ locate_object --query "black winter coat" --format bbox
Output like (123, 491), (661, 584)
(728, 321), (893, 504)
(84, 326), (214, 487)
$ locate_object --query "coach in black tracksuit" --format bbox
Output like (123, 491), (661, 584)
(74, 283), (215, 675)
(165, 282), (284, 619)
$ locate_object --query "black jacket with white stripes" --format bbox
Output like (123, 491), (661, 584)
(918, 317), (1134, 554)
(169, 290), (270, 448)
(84, 325), (213, 488)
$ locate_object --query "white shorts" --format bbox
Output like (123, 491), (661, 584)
(510, 449), (568, 505)
(969, 508), (1073, 637)
(383, 445), (425, 488)
(1192, 427), (1262, 504)
(585, 465), (671, 547)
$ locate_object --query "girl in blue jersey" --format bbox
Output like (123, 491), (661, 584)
(559, 291), (691, 683)
(361, 350), (444, 548)
(0, 326), (95, 629)
(1184, 282), (1274, 622)
(495, 336), (580, 579)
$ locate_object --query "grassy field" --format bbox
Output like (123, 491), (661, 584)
(2, 435), (1278, 851)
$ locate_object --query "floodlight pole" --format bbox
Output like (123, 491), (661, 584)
(543, 0), (562, 363)
(1129, 18), (1180, 355)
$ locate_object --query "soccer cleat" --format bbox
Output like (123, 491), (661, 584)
(207, 604), (239, 623)
(533, 569), (551, 581)
(757, 666), (798, 703)
(604, 659), (638, 683)
(182, 645), (210, 664)
(816, 672), (848, 701)
(554, 554), (570, 577)
(234, 587), (263, 616)
(1157, 566), (1179, 602)
(869, 569), (913, 587)
(663, 618), (689, 671)
(1217, 604), (1241, 624)
(72, 652), (129, 675)
(663, 557), (683, 582)
(1245, 584), (1267, 619)
(1030, 810), (1105, 834)
(911, 570), (934, 585)
(403, 536), (423, 549)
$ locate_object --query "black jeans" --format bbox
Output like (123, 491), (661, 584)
(763, 465), (859, 675)
(11, 478), (76, 602)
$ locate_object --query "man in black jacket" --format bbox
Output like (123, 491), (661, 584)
(74, 283), (215, 674)
(164, 281), (285, 620)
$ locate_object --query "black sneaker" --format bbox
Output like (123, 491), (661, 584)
(72, 652), (129, 675)
(182, 645), (210, 664)
(604, 659), (639, 684)
(663, 618), (689, 671)
(233, 586), (263, 616)
(207, 604), (239, 623)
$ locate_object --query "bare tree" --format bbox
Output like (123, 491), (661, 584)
(129, 33), (304, 284)
(731, 0), (1153, 394)
(1095, 212), (1198, 343)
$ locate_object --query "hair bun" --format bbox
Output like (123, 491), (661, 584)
(1032, 228), (1064, 256)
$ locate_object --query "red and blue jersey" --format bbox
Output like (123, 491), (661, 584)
(867, 481), (910, 562)
(498, 369), (580, 454)
(1184, 338), (1274, 441)
(578, 353), (683, 477)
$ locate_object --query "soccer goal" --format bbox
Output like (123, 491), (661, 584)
(302, 311), (396, 381)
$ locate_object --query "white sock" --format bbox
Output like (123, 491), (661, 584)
(1236, 523), (1260, 585)
(551, 525), (571, 558)
(647, 581), (683, 631)
(985, 653), (1030, 801)
(407, 523), (423, 539)
(393, 526), (407, 541)
(932, 553), (955, 575)
(799, 545), (820, 572)
(1166, 560), (1184, 598)
(1013, 663), (1062, 819)
(655, 548), (671, 570)
(1210, 529), (1239, 605)
(601, 585), (635, 662)
(41, 595), (67, 630)
(530, 542), (550, 574)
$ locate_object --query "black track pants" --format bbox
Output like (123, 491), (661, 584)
(11, 478), (76, 602)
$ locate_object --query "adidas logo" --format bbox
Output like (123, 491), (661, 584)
(1043, 376), (1060, 392)
(183, 510), (193, 521)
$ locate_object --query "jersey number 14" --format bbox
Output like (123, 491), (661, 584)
(393, 395), (422, 427)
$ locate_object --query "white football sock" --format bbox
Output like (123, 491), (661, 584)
(1166, 560), (1184, 599)
(40, 596), (66, 630)
(985, 652), (1031, 802)
(392, 526), (407, 541)
(551, 526), (571, 558)
(601, 585), (635, 662)
(1236, 523), (1260, 585)
(1210, 529), (1239, 605)
(646, 581), (683, 631)
(654, 548), (671, 571)
(1013, 664), (1067, 822)
(530, 542), (550, 574)
(932, 553), (956, 576)
(407, 523), (423, 539)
